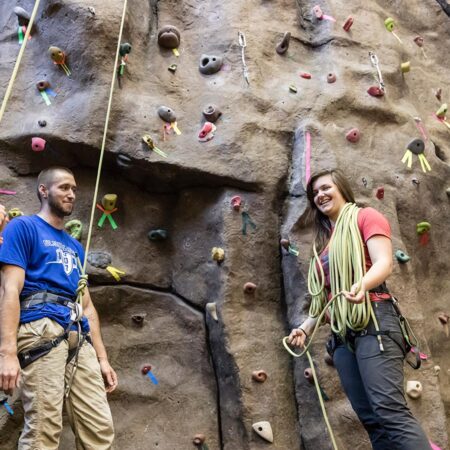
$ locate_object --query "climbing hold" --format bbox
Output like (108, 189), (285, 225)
(48, 46), (71, 76)
(324, 354), (334, 366)
(367, 86), (384, 97)
(243, 282), (257, 294)
(192, 434), (206, 446)
(38, 120), (47, 127)
(157, 25), (181, 49)
(402, 139), (431, 173)
(438, 314), (449, 337)
(395, 250), (410, 263)
(87, 251), (112, 269)
(446, 187), (450, 196)
(384, 17), (395, 32)
(435, 88), (442, 102)
(119, 43), (132, 57)
(300, 72), (312, 79)
(346, 128), (360, 143)
(276, 32), (291, 55)
(376, 187), (384, 200)
(289, 84), (297, 93)
(211, 247), (225, 263)
(141, 365), (152, 375)
(206, 302), (219, 322)
(157, 106), (176, 123)
(231, 195), (242, 211)
(252, 370), (268, 383)
(312, 5), (324, 19)
(414, 36), (424, 47)
(142, 135), (167, 158)
(14, 6), (30, 25)
(116, 153), (132, 169)
(304, 368), (314, 384)
(434, 365), (441, 375)
(199, 54), (223, 75)
(327, 73), (336, 83)
(8, 208), (23, 219)
(88, 6), (96, 15)
(148, 229), (168, 241)
(36, 80), (50, 92)
(406, 380), (422, 399)
(436, 104), (448, 119)
(412, 177), (420, 185)
(252, 421), (274, 443)
(362, 177), (368, 187)
(198, 122), (216, 142)
(416, 221), (431, 235)
(343, 16), (353, 32)
(31, 137), (46, 152)
(280, 239), (290, 250)
(401, 61), (411, 73)
(102, 194), (117, 211)
(203, 105), (222, 123)
(168, 64), (177, 73)
(131, 314), (146, 326)
(65, 219), (83, 240)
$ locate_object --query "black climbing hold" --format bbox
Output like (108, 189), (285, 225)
(148, 229), (168, 241)
(87, 251), (112, 269)
(131, 314), (146, 326)
(116, 153), (132, 168)
(36, 80), (50, 92)
(199, 54), (223, 75)
(203, 105), (222, 123)
(119, 43), (132, 57)
(38, 120), (47, 127)
(14, 6), (30, 26)
(157, 106), (176, 123)
(168, 64), (177, 73)
(407, 138), (425, 155)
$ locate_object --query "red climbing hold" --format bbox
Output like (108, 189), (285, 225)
(31, 137), (46, 152)
(141, 365), (152, 375)
(376, 187), (384, 200)
(198, 122), (216, 142)
(231, 195), (242, 211)
(300, 72), (312, 79)
(367, 86), (384, 97)
(346, 128), (361, 143)
(343, 16), (354, 32)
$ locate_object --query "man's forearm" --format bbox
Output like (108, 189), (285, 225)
(84, 305), (108, 360)
(0, 286), (20, 355)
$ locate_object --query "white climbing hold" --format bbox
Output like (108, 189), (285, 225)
(434, 365), (441, 375)
(206, 303), (218, 322)
(252, 421), (274, 443)
(406, 380), (422, 399)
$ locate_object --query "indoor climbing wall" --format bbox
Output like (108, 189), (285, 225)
(0, 0), (449, 449)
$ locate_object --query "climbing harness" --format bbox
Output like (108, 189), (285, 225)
(238, 31), (249, 85)
(0, 0), (42, 125)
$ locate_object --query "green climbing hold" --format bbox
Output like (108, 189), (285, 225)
(148, 229), (168, 241)
(65, 219), (83, 240)
(416, 221), (431, 235)
(395, 250), (410, 263)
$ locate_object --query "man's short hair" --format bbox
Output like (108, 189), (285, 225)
(36, 166), (74, 202)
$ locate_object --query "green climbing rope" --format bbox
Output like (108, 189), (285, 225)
(0, 0), (42, 125)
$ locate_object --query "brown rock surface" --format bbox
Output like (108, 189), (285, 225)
(0, 0), (450, 449)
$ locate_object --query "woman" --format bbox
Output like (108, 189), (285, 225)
(288, 168), (431, 450)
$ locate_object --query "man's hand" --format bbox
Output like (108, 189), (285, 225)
(342, 281), (366, 304)
(287, 328), (307, 348)
(99, 358), (118, 393)
(0, 352), (21, 395)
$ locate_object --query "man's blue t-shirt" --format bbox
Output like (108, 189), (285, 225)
(0, 215), (89, 331)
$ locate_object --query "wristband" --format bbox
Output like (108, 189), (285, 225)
(299, 327), (308, 337)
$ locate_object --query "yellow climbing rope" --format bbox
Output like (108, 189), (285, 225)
(0, 0), (42, 125)
(76, 0), (129, 303)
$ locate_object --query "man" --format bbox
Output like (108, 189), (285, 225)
(0, 204), (8, 243)
(0, 167), (116, 449)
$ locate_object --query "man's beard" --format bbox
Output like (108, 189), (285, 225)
(48, 194), (73, 218)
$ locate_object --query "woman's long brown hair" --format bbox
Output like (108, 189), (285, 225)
(306, 168), (356, 253)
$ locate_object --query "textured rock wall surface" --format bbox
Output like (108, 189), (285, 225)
(0, 0), (449, 449)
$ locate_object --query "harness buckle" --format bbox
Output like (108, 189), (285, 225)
(70, 302), (83, 322)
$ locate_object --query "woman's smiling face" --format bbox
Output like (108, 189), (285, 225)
(312, 174), (347, 222)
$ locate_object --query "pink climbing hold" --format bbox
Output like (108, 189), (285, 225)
(346, 128), (360, 143)
(300, 72), (312, 79)
(430, 442), (442, 450)
(31, 137), (46, 152)
(198, 122), (216, 142)
(231, 195), (242, 211)
(367, 86), (384, 97)
(312, 5), (323, 19)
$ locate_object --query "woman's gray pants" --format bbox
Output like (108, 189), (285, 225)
(333, 301), (432, 450)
